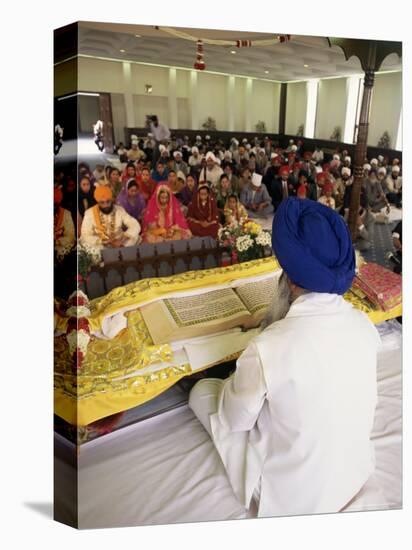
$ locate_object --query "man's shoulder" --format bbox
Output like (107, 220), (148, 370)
(83, 205), (96, 219)
(254, 318), (296, 348)
(113, 204), (127, 215)
(62, 208), (73, 219)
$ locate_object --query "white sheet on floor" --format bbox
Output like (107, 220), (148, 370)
(77, 320), (402, 528)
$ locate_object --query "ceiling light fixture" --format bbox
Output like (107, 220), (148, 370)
(304, 64), (309, 68)
(135, 34), (141, 38)
(264, 70), (269, 74)
(120, 49), (126, 53)
(230, 50), (236, 54)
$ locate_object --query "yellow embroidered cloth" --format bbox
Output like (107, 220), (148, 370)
(54, 257), (402, 427)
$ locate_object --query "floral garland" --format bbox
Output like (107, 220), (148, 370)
(91, 204), (116, 243)
(65, 290), (91, 370)
(157, 26), (291, 47)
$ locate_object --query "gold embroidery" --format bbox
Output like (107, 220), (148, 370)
(54, 257), (401, 426)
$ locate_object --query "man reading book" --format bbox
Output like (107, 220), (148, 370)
(189, 197), (380, 518)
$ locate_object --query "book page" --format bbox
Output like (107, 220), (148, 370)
(235, 276), (278, 315)
(164, 288), (248, 328)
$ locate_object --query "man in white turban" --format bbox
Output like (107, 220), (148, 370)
(199, 151), (223, 190)
(384, 165), (402, 207)
(189, 146), (203, 169)
(172, 150), (189, 176)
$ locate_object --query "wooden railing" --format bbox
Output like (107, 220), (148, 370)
(82, 237), (229, 299)
(124, 128), (402, 163)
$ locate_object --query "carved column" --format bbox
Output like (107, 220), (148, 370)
(326, 38), (401, 242)
(348, 70), (374, 240)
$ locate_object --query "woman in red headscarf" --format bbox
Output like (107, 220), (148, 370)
(187, 184), (220, 238)
(142, 184), (191, 243)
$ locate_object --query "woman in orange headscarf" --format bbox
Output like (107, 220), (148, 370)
(142, 184), (192, 243)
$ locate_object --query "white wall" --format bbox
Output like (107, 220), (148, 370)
(130, 63), (169, 96)
(76, 56), (402, 149)
(110, 93), (127, 144)
(285, 81), (307, 135)
(133, 94), (169, 127)
(196, 72), (227, 130)
(77, 56), (281, 132)
(176, 69), (190, 98)
(250, 79), (280, 133)
(177, 97), (190, 128)
(234, 77), (246, 131)
(78, 57), (126, 93)
(368, 71), (402, 148)
(315, 77), (347, 140)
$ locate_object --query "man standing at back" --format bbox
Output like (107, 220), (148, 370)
(189, 197), (380, 518)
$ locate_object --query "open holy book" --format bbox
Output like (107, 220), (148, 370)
(140, 276), (278, 345)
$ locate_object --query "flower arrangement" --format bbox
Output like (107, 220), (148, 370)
(65, 290), (91, 371)
(330, 126), (342, 141)
(255, 120), (267, 133)
(55, 242), (74, 262)
(202, 116), (217, 131)
(77, 242), (102, 282)
(218, 220), (272, 263)
(377, 131), (391, 149)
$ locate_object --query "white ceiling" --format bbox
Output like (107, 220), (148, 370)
(77, 22), (401, 82)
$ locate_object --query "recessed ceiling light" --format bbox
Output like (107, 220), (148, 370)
(135, 34), (141, 38)
(120, 49), (126, 53)
(230, 50), (236, 54)
(264, 70), (269, 74)
(304, 64), (309, 68)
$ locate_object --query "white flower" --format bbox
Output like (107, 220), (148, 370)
(66, 305), (91, 317)
(256, 231), (272, 247)
(68, 289), (89, 305)
(66, 329), (91, 355)
(77, 330), (91, 354)
(66, 331), (77, 352)
(77, 243), (102, 265)
(236, 234), (254, 252)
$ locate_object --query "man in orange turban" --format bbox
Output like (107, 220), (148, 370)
(80, 180), (141, 250)
(94, 185), (113, 206)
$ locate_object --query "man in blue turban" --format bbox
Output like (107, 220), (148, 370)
(189, 197), (381, 518)
(272, 196), (355, 295)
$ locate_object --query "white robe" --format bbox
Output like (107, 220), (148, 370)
(189, 292), (380, 518)
(55, 208), (75, 257)
(80, 205), (141, 250)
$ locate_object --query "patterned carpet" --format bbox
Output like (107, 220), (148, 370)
(256, 207), (402, 270)
(360, 221), (398, 269)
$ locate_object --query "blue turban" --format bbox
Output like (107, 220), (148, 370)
(272, 197), (355, 295)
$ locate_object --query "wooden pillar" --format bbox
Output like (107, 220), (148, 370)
(348, 69), (375, 240)
(278, 83), (287, 135)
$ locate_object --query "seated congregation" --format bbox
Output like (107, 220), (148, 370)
(54, 133), (402, 259)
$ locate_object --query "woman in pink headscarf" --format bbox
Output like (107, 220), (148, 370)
(142, 184), (192, 243)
